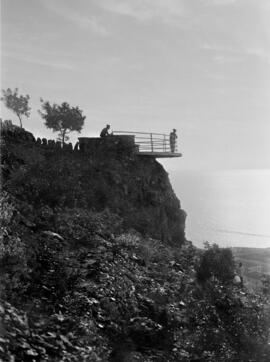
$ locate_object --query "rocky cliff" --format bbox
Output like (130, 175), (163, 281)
(1, 124), (269, 362)
(1, 125), (186, 245)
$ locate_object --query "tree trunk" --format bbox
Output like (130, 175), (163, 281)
(62, 129), (66, 146)
(17, 114), (22, 128)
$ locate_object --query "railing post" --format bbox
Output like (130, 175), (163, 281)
(150, 133), (153, 152)
(163, 134), (166, 152)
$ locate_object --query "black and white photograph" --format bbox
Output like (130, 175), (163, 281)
(1, 0), (270, 361)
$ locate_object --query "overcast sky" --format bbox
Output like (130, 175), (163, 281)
(1, 0), (270, 170)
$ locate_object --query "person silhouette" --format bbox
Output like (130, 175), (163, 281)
(100, 124), (111, 137)
(169, 129), (177, 152)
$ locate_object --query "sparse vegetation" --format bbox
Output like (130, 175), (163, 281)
(1, 88), (31, 128)
(39, 99), (85, 145)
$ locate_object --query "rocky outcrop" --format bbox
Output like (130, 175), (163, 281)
(1, 125), (186, 245)
(1, 124), (270, 362)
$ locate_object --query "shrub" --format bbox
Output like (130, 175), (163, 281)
(196, 243), (235, 284)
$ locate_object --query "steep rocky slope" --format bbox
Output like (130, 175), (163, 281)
(1, 124), (269, 362)
(1, 125), (186, 245)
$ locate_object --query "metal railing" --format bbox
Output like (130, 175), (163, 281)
(114, 131), (178, 153)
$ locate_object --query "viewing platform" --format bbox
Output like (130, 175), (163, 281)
(113, 131), (182, 158)
(78, 131), (182, 159)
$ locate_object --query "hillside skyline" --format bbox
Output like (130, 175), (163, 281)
(2, 0), (270, 171)
(2, 0), (270, 249)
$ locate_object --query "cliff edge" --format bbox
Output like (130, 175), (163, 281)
(1, 125), (186, 245)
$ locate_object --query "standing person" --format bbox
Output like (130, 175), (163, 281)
(169, 129), (177, 153)
(100, 124), (111, 137)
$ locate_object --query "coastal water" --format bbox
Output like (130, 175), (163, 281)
(170, 169), (270, 249)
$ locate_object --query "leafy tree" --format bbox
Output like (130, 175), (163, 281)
(39, 100), (85, 145)
(196, 242), (235, 284)
(1, 88), (31, 128)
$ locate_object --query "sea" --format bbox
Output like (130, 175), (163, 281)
(170, 169), (270, 249)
